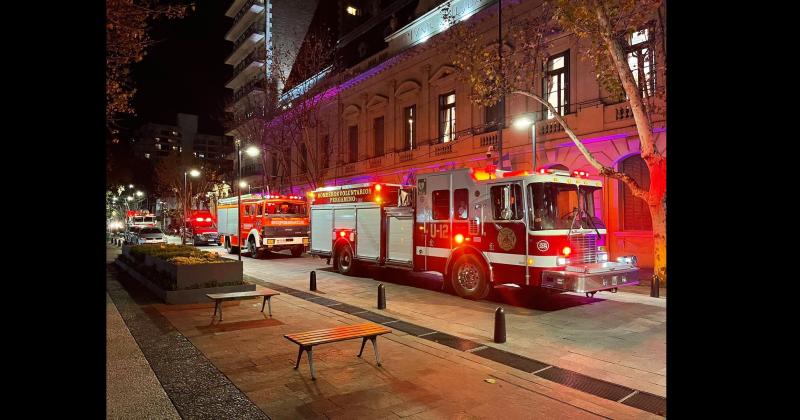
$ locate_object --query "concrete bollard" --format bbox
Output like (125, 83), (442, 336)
(377, 284), (386, 309)
(650, 275), (660, 298)
(310, 270), (317, 291)
(494, 307), (506, 343)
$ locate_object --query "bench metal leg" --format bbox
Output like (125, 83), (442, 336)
(261, 296), (267, 312)
(212, 301), (219, 318)
(267, 297), (272, 317)
(307, 347), (316, 380)
(357, 337), (368, 358)
(294, 346), (304, 370)
(218, 301), (223, 321)
(370, 337), (381, 366)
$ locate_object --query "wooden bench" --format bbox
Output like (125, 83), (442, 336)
(206, 289), (280, 321)
(284, 323), (392, 380)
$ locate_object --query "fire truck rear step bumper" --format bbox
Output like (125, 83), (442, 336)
(541, 268), (639, 293)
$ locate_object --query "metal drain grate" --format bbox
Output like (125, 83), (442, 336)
(472, 346), (549, 373)
(331, 303), (369, 314)
(622, 391), (666, 416)
(354, 311), (398, 324)
(422, 332), (484, 351)
(536, 367), (634, 401)
(389, 320), (436, 336)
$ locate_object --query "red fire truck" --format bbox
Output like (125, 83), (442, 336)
(309, 167), (639, 300)
(217, 194), (310, 257)
(183, 210), (220, 246)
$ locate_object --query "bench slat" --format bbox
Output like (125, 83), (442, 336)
(286, 325), (390, 340)
(288, 329), (390, 343)
(287, 325), (389, 337)
(285, 323), (391, 346)
(206, 290), (279, 300)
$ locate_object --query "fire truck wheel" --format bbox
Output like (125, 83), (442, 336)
(291, 246), (304, 257)
(336, 244), (357, 275)
(248, 239), (260, 259)
(451, 254), (490, 300)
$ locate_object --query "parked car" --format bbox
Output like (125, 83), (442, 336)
(182, 227), (221, 246)
(133, 227), (166, 245)
(123, 226), (142, 245)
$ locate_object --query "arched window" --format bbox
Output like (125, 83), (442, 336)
(619, 155), (651, 231)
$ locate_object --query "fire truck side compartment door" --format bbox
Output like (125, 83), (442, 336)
(355, 207), (380, 260)
(334, 208), (356, 230)
(310, 208), (333, 252)
(387, 215), (413, 263)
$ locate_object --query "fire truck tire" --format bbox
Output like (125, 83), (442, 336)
(335, 244), (357, 275)
(291, 246), (304, 257)
(248, 239), (260, 259)
(450, 254), (490, 300)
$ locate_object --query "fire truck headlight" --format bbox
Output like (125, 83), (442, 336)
(266, 239), (275, 245)
(454, 234), (464, 244)
(597, 252), (608, 262)
(556, 257), (569, 266)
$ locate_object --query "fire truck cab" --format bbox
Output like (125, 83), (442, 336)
(309, 167), (639, 300)
(217, 194), (309, 258)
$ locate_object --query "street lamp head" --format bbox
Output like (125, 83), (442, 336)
(245, 145), (260, 157)
(112, 197), (118, 201)
(189, 169), (201, 177)
(239, 181), (248, 188)
(136, 191), (143, 197)
(512, 116), (533, 129)
(129, 184), (134, 188)
(126, 196), (133, 201)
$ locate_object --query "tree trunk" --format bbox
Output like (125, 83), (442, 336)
(647, 158), (667, 285)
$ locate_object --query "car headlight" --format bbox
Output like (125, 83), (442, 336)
(616, 255), (638, 266)
(556, 257), (569, 266)
(597, 252), (608, 262)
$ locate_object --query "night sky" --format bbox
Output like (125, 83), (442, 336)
(128, 0), (232, 135)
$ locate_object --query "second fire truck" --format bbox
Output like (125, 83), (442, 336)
(217, 194), (310, 257)
(309, 167), (640, 300)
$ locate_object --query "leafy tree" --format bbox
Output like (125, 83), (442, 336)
(106, 0), (191, 128)
(442, 0), (667, 282)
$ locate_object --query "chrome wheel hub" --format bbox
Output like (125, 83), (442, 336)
(457, 263), (481, 292)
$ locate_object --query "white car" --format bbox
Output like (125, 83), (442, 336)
(134, 227), (166, 245)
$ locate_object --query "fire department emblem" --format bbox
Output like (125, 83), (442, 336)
(537, 240), (550, 252)
(497, 227), (516, 251)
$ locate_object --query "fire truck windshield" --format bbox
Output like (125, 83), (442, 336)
(528, 183), (606, 231)
(265, 202), (307, 216)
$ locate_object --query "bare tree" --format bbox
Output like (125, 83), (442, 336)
(442, 0), (667, 282)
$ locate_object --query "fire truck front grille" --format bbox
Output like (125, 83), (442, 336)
(569, 233), (597, 264)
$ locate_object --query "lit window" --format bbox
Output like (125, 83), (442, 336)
(199, 153), (205, 158)
(404, 106), (416, 151)
(346, 6), (359, 16)
(144, 153), (150, 159)
(155, 144), (162, 150)
(173, 146), (178, 150)
(438, 92), (456, 143)
(626, 27), (656, 97)
(543, 51), (569, 119)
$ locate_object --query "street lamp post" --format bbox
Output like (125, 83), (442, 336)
(183, 169), (201, 245)
(236, 140), (261, 261)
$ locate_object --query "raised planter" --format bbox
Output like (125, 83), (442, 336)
(116, 259), (254, 304)
(117, 245), (253, 304)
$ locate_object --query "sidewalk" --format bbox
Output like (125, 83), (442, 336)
(106, 244), (662, 418)
(237, 254), (667, 399)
